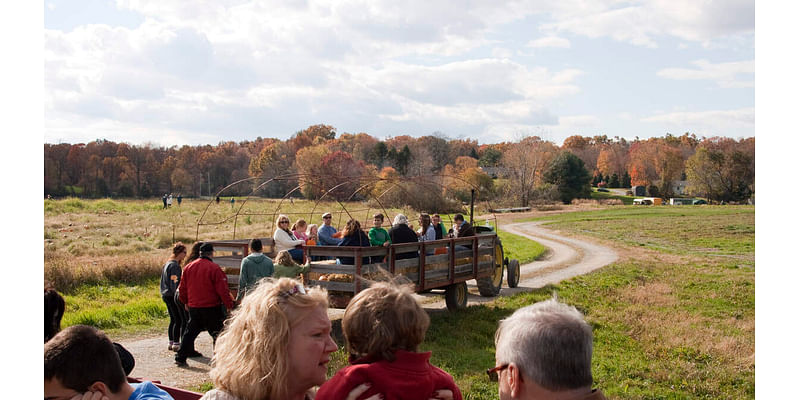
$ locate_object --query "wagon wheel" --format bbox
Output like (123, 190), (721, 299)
(445, 282), (468, 311)
(477, 243), (504, 297)
(507, 259), (521, 288)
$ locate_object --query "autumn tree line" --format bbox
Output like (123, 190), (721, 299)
(44, 124), (755, 207)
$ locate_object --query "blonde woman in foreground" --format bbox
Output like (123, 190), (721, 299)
(200, 278), (379, 400)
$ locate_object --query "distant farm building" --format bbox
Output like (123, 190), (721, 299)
(631, 186), (646, 196)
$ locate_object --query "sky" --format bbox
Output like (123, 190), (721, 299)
(42, 0), (755, 147)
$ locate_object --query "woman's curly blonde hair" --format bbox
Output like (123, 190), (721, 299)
(209, 277), (329, 400)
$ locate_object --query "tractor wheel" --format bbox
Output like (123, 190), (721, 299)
(507, 259), (521, 288)
(445, 282), (468, 311)
(477, 243), (504, 297)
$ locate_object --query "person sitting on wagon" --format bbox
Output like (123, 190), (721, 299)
(432, 213), (447, 240)
(337, 219), (371, 265)
(292, 219), (309, 241)
(318, 212), (342, 246)
(273, 214), (305, 263)
(451, 213), (475, 251)
(273, 250), (311, 280)
(388, 214), (419, 260)
(368, 213), (391, 263)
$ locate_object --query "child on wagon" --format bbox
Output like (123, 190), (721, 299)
(315, 283), (462, 400)
(272, 250), (310, 280)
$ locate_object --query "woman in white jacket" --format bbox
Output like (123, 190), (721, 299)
(273, 214), (305, 263)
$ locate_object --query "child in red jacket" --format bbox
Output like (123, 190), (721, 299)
(315, 283), (462, 400)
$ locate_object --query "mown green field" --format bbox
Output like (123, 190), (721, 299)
(418, 205), (754, 399)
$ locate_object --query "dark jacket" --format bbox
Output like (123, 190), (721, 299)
(160, 260), (181, 297)
(456, 221), (475, 238)
(433, 223), (446, 240)
(338, 230), (371, 265)
(389, 224), (419, 260)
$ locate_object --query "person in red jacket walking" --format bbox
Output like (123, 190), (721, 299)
(175, 242), (234, 366)
(315, 282), (462, 400)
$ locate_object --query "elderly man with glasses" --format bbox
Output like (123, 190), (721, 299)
(489, 298), (607, 400)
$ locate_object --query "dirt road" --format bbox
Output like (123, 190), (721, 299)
(117, 220), (617, 389)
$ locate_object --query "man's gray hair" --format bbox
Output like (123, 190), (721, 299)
(494, 298), (594, 390)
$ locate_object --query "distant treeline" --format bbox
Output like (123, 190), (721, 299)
(44, 125), (755, 204)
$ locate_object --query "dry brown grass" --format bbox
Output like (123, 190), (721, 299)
(45, 248), (164, 292)
(616, 277), (754, 372)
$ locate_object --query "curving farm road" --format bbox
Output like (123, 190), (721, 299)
(117, 221), (618, 389)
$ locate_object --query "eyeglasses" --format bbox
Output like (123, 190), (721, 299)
(280, 220), (289, 224)
(323, 216), (332, 219)
(486, 364), (509, 382)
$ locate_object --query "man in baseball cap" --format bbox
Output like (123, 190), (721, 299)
(318, 212), (341, 246)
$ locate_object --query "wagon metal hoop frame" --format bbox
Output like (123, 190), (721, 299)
(195, 172), (500, 241)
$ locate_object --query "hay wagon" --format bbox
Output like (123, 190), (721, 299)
(206, 224), (520, 311)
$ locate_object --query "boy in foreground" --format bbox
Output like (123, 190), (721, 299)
(45, 325), (173, 400)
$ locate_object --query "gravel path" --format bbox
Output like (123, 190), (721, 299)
(117, 221), (617, 390)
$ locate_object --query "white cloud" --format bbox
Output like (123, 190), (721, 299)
(657, 59), (754, 88)
(641, 107), (754, 135)
(542, 0), (754, 47)
(527, 36), (571, 48)
(43, 0), (753, 145)
(559, 114), (601, 127)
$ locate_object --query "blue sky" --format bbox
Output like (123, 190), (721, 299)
(43, 0), (754, 146)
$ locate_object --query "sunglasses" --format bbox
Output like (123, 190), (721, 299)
(323, 216), (332, 219)
(486, 364), (509, 382)
(280, 220), (289, 224)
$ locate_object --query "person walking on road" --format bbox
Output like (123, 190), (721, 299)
(160, 242), (187, 351)
(175, 242), (234, 366)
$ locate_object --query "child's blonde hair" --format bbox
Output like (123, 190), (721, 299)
(275, 250), (298, 267)
(342, 282), (429, 362)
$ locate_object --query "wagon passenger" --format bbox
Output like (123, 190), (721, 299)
(432, 214), (447, 240)
(292, 219), (309, 241)
(274, 214), (306, 263)
(337, 219), (371, 265)
(273, 250), (311, 280)
(368, 213), (391, 263)
(388, 214), (418, 260)
(318, 212), (342, 246)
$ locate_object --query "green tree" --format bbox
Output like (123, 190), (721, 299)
(543, 151), (592, 204)
(394, 145), (411, 176)
(478, 147), (502, 167)
(609, 173), (620, 188)
(622, 171), (631, 188)
(369, 142), (389, 169)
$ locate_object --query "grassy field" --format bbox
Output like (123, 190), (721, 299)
(44, 197), (483, 291)
(423, 205), (754, 399)
(46, 199), (754, 398)
(47, 198), (547, 336)
(327, 205), (754, 399)
(590, 188), (637, 205)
